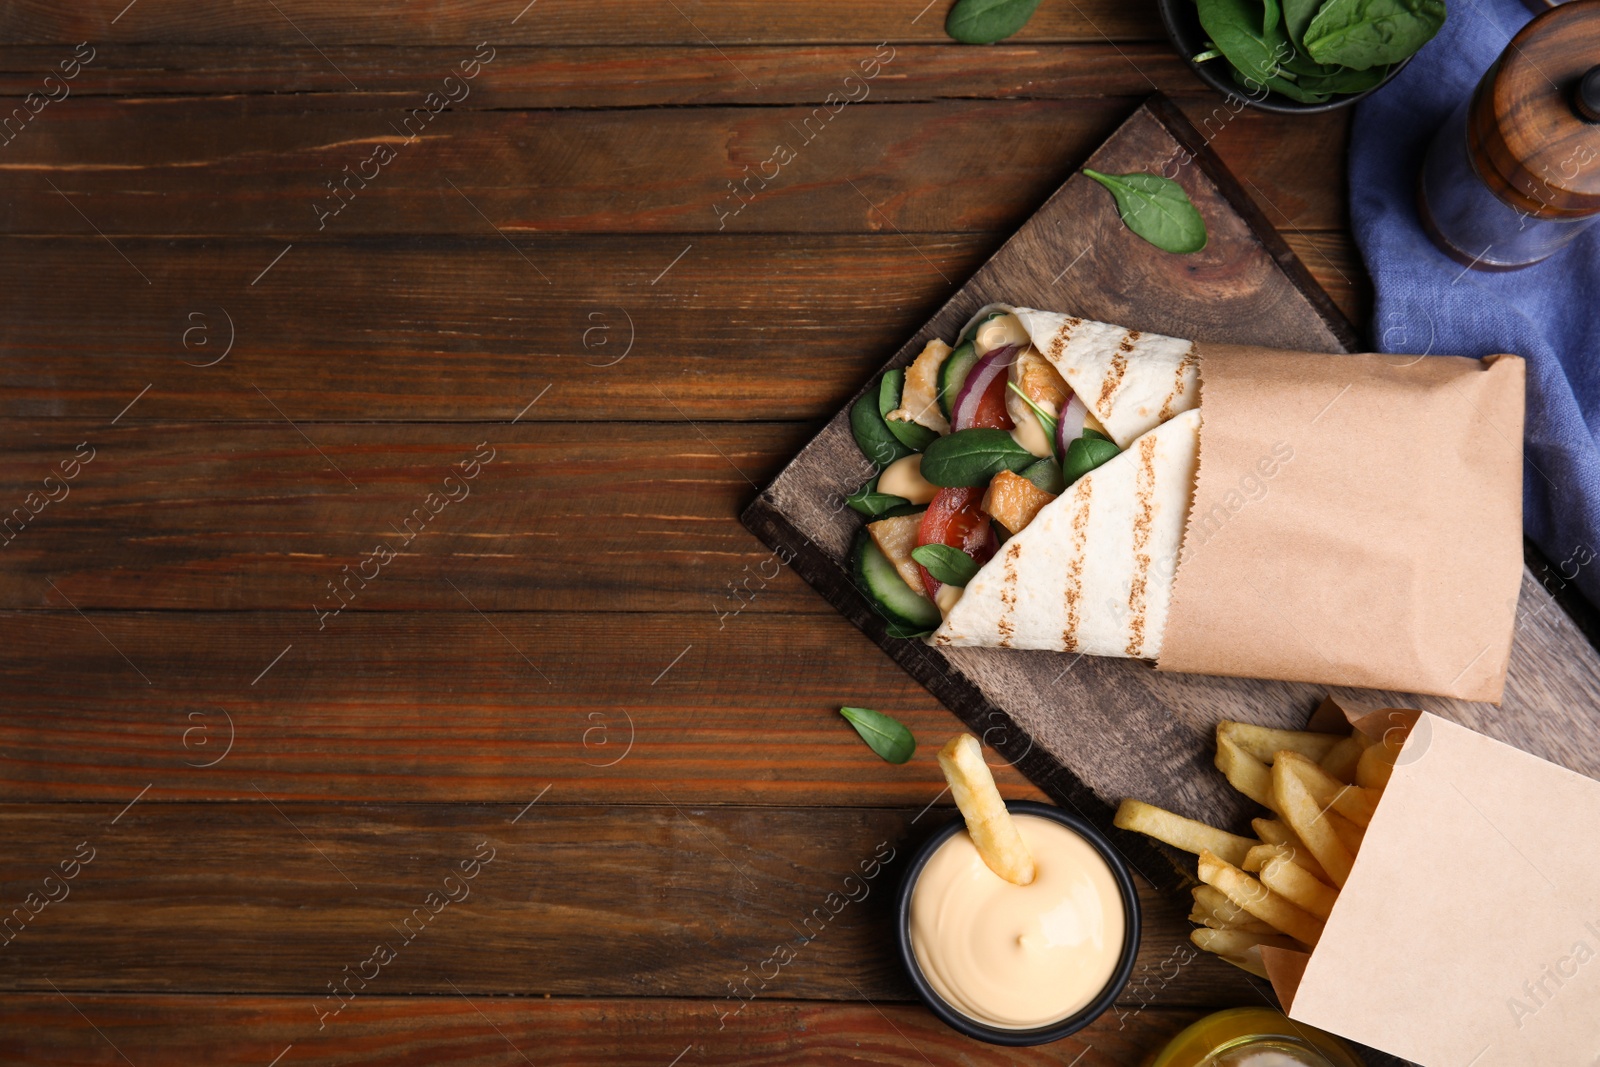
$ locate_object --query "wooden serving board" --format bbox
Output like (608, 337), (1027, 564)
(742, 95), (1600, 891)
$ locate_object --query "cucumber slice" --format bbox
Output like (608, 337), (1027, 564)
(1020, 457), (1065, 495)
(853, 530), (941, 631)
(879, 370), (939, 451)
(851, 383), (912, 468)
(937, 341), (981, 421)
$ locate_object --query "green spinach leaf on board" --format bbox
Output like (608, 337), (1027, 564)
(945, 0), (1041, 43)
(920, 428), (1036, 487)
(839, 707), (917, 764)
(1082, 170), (1208, 254)
(911, 543), (981, 587)
(1303, 0), (1445, 70)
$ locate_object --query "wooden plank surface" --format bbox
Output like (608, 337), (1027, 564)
(2, 1), (1158, 46)
(0, 232), (1357, 423)
(0, 997), (1207, 1066)
(0, 803), (1256, 1005)
(0, 2), (1424, 1061)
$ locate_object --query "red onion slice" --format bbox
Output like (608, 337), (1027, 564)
(951, 344), (1018, 432)
(1055, 391), (1089, 456)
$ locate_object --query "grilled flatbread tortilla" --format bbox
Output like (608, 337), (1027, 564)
(931, 408), (1201, 657)
(959, 305), (1198, 448)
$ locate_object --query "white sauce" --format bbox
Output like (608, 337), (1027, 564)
(910, 815), (1125, 1030)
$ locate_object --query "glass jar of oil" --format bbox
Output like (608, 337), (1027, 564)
(1146, 1008), (1365, 1067)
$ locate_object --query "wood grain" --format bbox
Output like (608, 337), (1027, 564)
(0, 803), (1258, 1006)
(0, 43), (1205, 103)
(0, 421), (820, 613)
(0, 611), (1057, 806)
(744, 98), (1600, 890)
(0, 1), (1160, 46)
(0, 231), (1362, 424)
(0, 996), (1207, 1066)
(0, 98), (1344, 236)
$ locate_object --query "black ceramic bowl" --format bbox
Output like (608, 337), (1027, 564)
(894, 801), (1141, 1046)
(1156, 0), (1410, 114)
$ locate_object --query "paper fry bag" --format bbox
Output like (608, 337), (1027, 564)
(1158, 346), (1526, 702)
(1264, 711), (1600, 1066)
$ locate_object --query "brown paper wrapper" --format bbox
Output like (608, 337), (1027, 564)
(1272, 711), (1600, 1066)
(1157, 346), (1525, 702)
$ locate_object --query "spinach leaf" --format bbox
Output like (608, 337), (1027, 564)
(1082, 169), (1207, 255)
(846, 478), (912, 518)
(851, 384), (912, 468)
(945, 0), (1041, 44)
(839, 706), (917, 764)
(1083, 428), (1113, 442)
(1304, 0), (1445, 70)
(1006, 380), (1058, 452)
(1229, 62), (1331, 103)
(1295, 62), (1391, 95)
(1282, 0), (1324, 48)
(1197, 0), (1295, 90)
(912, 543), (980, 587)
(1062, 433), (1123, 485)
(880, 370), (939, 451)
(1263, 0), (1283, 36)
(1021, 456), (1064, 494)
(920, 428), (1036, 487)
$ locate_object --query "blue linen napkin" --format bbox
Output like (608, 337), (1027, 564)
(1349, 0), (1600, 606)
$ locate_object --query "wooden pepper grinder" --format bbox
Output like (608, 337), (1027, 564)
(1418, 0), (1600, 270)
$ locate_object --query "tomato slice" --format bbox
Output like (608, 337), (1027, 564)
(915, 486), (999, 599)
(967, 368), (1015, 431)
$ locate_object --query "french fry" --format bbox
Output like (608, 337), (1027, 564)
(1191, 926), (1302, 958)
(1356, 735), (1402, 790)
(1215, 733), (1274, 808)
(1217, 721), (1342, 764)
(1319, 735), (1364, 783)
(1190, 885), (1277, 934)
(936, 734), (1035, 885)
(1326, 809), (1365, 855)
(1113, 798), (1257, 867)
(1258, 849), (1340, 920)
(1251, 818), (1332, 884)
(1270, 760), (1354, 887)
(1277, 751), (1381, 827)
(1197, 851), (1325, 947)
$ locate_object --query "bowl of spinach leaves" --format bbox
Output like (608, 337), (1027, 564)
(1158, 0), (1446, 113)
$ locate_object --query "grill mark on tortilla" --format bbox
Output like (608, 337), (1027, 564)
(1062, 478), (1092, 652)
(997, 540), (1023, 647)
(1097, 330), (1139, 420)
(1160, 346), (1197, 421)
(1047, 316), (1082, 364)
(1125, 434), (1158, 657)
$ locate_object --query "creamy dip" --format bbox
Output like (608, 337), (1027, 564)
(909, 814), (1125, 1029)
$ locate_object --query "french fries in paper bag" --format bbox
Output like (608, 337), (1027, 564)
(1117, 699), (1600, 1066)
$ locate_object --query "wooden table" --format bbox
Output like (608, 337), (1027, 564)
(0, 3), (1367, 1062)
